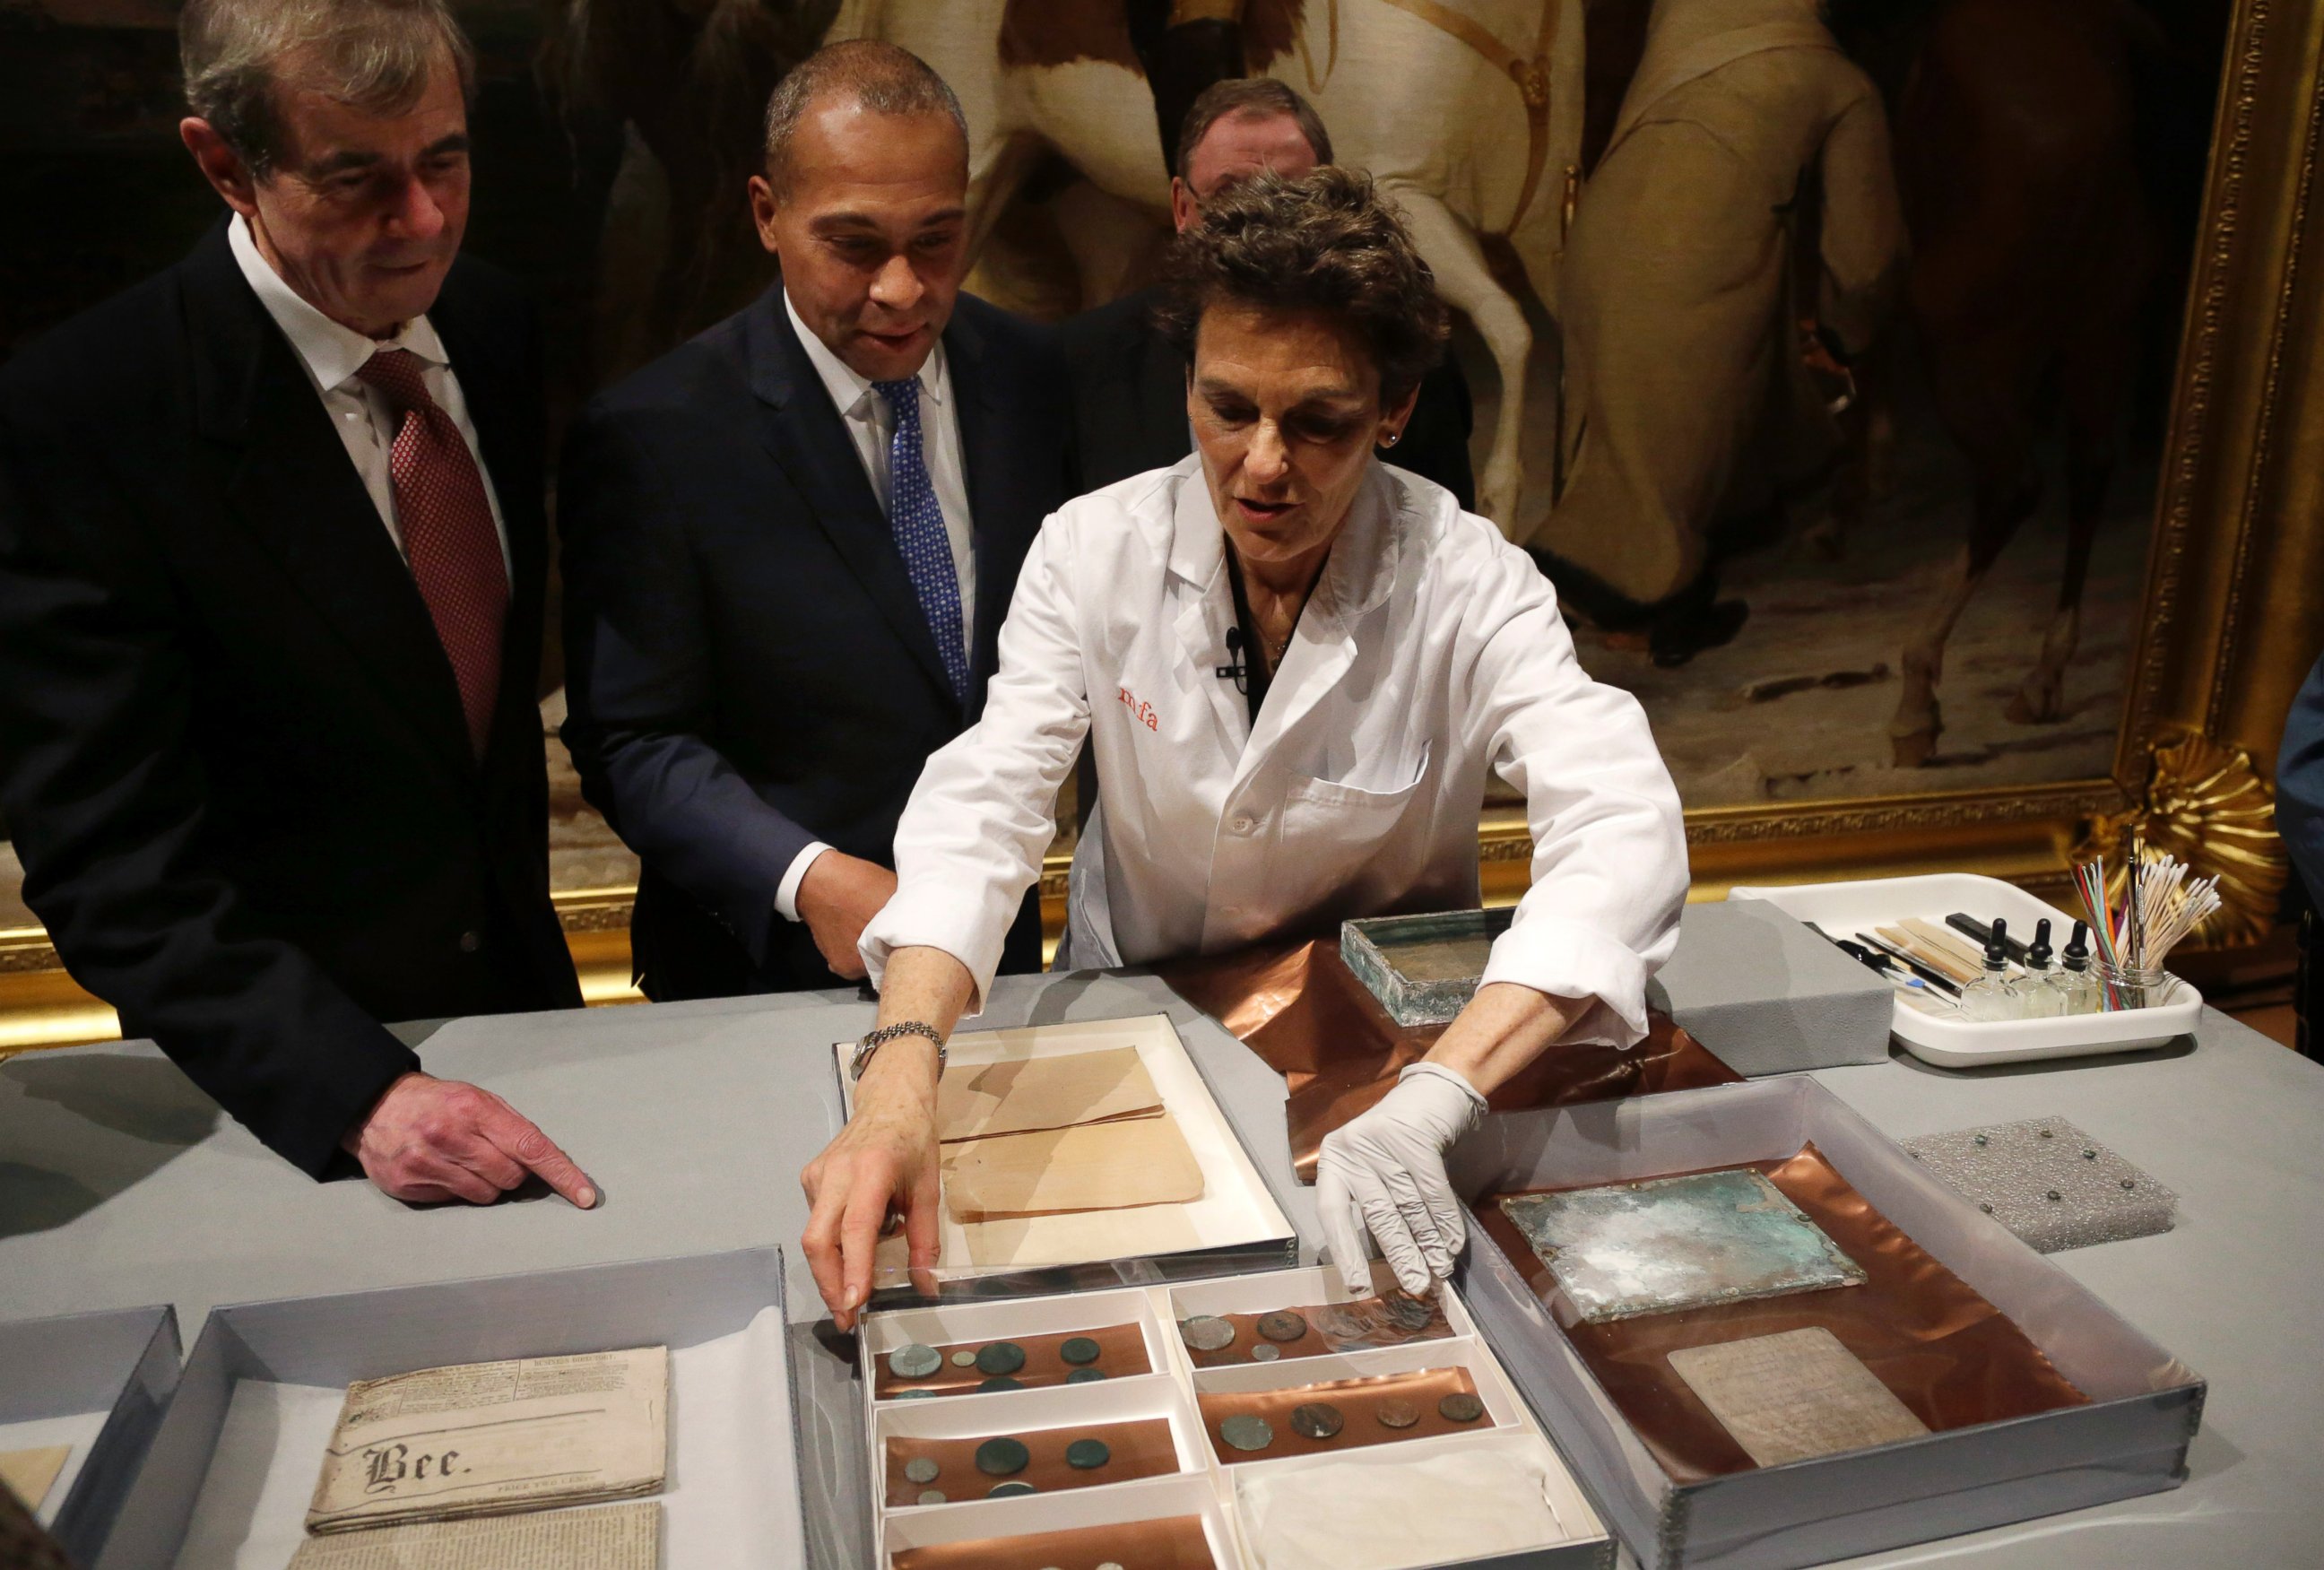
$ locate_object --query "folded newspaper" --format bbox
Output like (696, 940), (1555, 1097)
(306, 1347), (667, 1534)
(289, 1501), (661, 1568)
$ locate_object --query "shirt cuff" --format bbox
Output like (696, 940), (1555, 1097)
(1479, 915), (1652, 1048)
(774, 841), (835, 924)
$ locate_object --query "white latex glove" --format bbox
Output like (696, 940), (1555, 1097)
(1315, 1062), (1488, 1297)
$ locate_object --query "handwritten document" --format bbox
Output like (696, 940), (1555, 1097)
(289, 1500), (660, 1568)
(1669, 1328), (1928, 1467)
(306, 1347), (667, 1533)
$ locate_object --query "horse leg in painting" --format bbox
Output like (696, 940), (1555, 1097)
(1394, 184), (1532, 532)
(2007, 204), (2148, 724)
(1885, 0), (2142, 767)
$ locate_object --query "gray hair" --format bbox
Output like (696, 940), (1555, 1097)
(180, 0), (476, 178)
(761, 40), (967, 198)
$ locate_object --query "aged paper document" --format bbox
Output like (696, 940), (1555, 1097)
(1669, 1328), (1928, 1466)
(937, 1046), (1165, 1141)
(306, 1348), (666, 1533)
(288, 1500), (660, 1568)
(0, 1445), (70, 1510)
(943, 1114), (1204, 1221)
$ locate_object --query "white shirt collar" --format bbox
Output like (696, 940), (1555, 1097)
(782, 287), (948, 421)
(228, 212), (449, 393)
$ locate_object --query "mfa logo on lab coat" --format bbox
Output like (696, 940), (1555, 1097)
(1116, 686), (1159, 731)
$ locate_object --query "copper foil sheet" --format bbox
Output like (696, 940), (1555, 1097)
(1196, 1366), (1487, 1462)
(889, 1514), (1219, 1569)
(875, 1323), (1152, 1399)
(882, 1418), (1180, 1507)
(1159, 939), (1740, 1182)
(1179, 1295), (1453, 1369)
(1475, 1144), (2089, 1481)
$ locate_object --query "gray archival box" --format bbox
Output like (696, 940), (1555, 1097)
(0, 1303), (180, 1567)
(1449, 1078), (2204, 1570)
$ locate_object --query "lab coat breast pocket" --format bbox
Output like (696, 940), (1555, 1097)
(1270, 743), (1435, 921)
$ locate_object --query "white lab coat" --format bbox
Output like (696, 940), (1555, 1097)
(861, 457), (1689, 1045)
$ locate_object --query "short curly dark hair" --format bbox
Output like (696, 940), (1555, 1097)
(1153, 166), (1449, 407)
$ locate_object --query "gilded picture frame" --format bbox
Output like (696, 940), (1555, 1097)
(3, 0), (2321, 1050)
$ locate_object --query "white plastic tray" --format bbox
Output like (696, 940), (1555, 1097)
(1730, 874), (2202, 1067)
(858, 1271), (1611, 1569)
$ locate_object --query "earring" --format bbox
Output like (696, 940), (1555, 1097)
(1383, 430), (1400, 447)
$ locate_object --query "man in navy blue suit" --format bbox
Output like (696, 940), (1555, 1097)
(560, 42), (1071, 1000)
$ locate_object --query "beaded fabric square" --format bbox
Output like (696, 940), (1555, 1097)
(1903, 1116), (2176, 1252)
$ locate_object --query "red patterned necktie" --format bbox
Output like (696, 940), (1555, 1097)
(356, 348), (508, 757)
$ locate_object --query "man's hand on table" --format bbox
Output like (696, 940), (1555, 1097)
(345, 1071), (599, 1209)
(797, 851), (897, 982)
(801, 1038), (942, 1331)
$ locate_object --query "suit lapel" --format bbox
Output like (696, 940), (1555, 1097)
(183, 225), (478, 782)
(743, 290), (955, 706)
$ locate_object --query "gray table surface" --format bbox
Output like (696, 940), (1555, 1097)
(3, 970), (2318, 1568)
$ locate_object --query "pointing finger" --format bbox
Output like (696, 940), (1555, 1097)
(482, 1103), (597, 1209)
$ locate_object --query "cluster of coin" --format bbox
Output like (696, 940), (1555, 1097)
(1216, 1391), (1483, 1453)
(1178, 1310), (1307, 1362)
(886, 1335), (1113, 1397)
(895, 1431), (1114, 1506)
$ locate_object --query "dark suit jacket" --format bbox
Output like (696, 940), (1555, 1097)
(2279, 646), (2324, 908)
(1059, 285), (1479, 508)
(0, 221), (583, 1178)
(559, 289), (1067, 999)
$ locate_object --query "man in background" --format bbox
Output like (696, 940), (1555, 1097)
(1062, 77), (1478, 509)
(560, 42), (1070, 1001)
(0, 0), (591, 1203)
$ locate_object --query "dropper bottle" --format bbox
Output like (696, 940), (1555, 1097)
(2020, 918), (2065, 1018)
(2056, 921), (2100, 1015)
(1958, 917), (2023, 1022)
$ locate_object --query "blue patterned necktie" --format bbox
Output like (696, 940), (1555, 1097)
(872, 377), (969, 703)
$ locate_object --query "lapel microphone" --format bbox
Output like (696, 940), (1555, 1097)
(1215, 627), (1251, 694)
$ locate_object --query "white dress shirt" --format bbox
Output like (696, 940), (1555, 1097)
(863, 459), (1690, 1044)
(226, 213), (510, 576)
(774, 290), (980, 924)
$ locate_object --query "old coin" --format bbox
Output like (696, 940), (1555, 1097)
(1257, 1310), (1308, 1343)
(976, 1341), (1028, 1376)
(973, 1436), (1030, 1477)
(1309, 1305), (1365, 1344)
(915, 1489), (946, 1506)
(1064, 1438), (1112, 1470)
(1438, 1392), (1486, 1424)
(1374, 1398), (1421, 1429)
(1059, 1336), (1103, 1366)
(987, 1481), (1036, 1498)
(903, 1457), (941, 1486)
(1382, 1296), (1435, 1332)
(977, 1376), (1025, 1393)
(1181, 1315), (1236, 1352)
(1219, 1414), (1275, 1453)
(1290, 1402), (1345, 1441)
(1066, 1367), (1109, 1384)
(1251, 1344), (1280, 1362)
(889, 1343), (941, 1380)
(950, 1349), (979, 1368)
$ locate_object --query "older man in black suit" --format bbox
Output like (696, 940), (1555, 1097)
(0, 0), (590, 1202)
(560, 42), (1071, 1001)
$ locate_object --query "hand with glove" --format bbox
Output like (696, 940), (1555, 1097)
(1316, 982), (1594, 1297)
(1317, 1062), (1487, 1297)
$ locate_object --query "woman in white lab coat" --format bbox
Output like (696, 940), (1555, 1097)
(802, 169), (1688, 1328)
